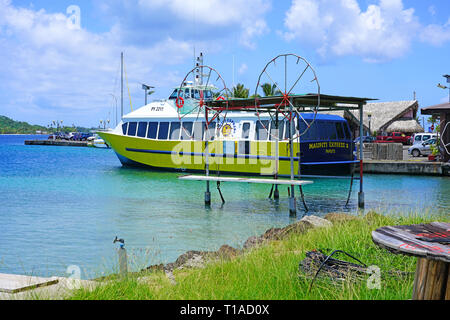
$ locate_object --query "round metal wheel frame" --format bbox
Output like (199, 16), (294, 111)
(441, 121), (450, 155)
(412, 149), (420, 157)
(254, 54), (320, 141)
(176, 65), (231, 140)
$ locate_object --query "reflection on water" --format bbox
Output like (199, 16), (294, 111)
(0, 135), (448, 278)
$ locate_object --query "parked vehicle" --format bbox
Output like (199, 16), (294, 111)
(71, 132), (92, 141)
(354, 136), (376, 144)
(410, 133), (438, 146)
(376, 132), (411, 145)
(408, 138), (437, 157)
(47, 132), (66, 140)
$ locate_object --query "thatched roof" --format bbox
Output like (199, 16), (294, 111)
(347, 100), (423, 134)
(385, 119), (424, 133)
(321, 100), (424, 135)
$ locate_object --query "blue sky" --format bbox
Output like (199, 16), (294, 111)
(0, 0), (449, 128)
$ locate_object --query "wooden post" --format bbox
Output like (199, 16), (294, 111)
(412, 258), (449, 300)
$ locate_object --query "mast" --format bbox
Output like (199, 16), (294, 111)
(121, 52), (124, 120)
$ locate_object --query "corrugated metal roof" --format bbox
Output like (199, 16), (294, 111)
(421, 102), (450, 114)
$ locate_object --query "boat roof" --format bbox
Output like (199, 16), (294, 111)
(206, 93), (377, 111)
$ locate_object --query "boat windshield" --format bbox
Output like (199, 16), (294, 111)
(169, 89), (179, 100)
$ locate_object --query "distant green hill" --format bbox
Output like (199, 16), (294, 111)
(0, 115), (94, 134)
(0, 115), (48, 134)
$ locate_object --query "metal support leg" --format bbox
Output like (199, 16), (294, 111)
(217, 181), (225, 204)
(205, 140), (211, 206)
(274, 111), (280, 200)
(289, 98), (296, 216)
(358, 104), (365, 209)
(345, 172), (354, 207)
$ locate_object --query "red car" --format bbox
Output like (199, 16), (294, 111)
(375, 132), (411, 145)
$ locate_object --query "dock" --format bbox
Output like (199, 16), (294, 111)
(179, 175), (314, 186)
(0, 273), (97, 300)
(363, 160), (450, 176)
(25, 140), (89, 147)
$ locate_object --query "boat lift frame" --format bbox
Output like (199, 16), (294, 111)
(180, 93), (375, 215)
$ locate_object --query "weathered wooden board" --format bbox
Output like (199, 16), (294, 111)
(411, 258), (449, 300)
(0, 273), (58, 294)
(372, 222), (450, 263)
(178, 175), (314, 186)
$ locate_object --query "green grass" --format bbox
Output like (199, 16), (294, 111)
(68, 212), (448, 300)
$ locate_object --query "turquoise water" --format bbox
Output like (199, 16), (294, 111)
(0, 135), (449, 279)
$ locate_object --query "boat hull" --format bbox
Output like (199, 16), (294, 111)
(99, 132), (358, 177)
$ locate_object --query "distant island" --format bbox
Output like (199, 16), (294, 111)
(0, 115), (94, 134)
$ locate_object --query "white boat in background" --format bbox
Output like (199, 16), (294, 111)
(88, 133), (111, 148)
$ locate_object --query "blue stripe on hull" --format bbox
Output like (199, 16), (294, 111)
(125, 147), (359, 165)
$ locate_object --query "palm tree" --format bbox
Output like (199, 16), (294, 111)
(260, 83), (282, 97)
(233, 83), (249, 98)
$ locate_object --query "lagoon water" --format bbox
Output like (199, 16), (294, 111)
(0, 135), (449, 279)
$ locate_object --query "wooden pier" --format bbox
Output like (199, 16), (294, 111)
(25, 140), (90, 147)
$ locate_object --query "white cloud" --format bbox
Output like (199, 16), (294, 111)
(0, 0), (194, 125)
(420, 18), (450, 46)
(101, 0), (270, 49)
(281, 0), (430, 62)
(0, 0), (271, 125)
(238, 63), (248, 75)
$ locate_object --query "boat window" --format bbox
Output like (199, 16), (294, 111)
(335, 122), (345, 140)
(181, 122), (193, 140)
(122, 122), (128, 135)
(147, 122), (158, 139)
(193, 121), (205, 141)
(137, 122), (148, 138)
(185, 88), (190, 99)
(204, 90), (212, 99)
(323, 122), (337, 140)
(242, 122), (251, 139)
(158, 122), (169, 139)
(193, 90), (200, 100)
(343, 122), (351, 140)
(205, 122), (216, 141)
(255, 120), (269, 140)
(269, 120), (284, 140)
(300, 119), (318, 141)
(127, 122), (137, 136)
(169, 122), (181, 140)
(169, 89), (178, 100)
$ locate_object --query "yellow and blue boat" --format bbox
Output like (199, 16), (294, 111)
(98, 82), (357, 177)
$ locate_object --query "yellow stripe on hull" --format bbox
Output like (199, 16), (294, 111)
(98, 132), (300, 176)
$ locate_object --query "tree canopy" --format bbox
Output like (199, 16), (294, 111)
(260, 83), (282, 97)
(232, 83), (249, 99)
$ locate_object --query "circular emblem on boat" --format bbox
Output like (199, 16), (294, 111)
(222, 124), (233, 137)
(219, 119), (236, 138)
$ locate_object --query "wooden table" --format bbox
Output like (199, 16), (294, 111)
(372, 222), (449, 300)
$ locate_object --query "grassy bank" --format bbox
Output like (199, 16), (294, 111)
(69, 212), (448, 300)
